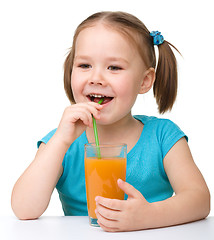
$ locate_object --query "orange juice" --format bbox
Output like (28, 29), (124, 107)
(85, 157), (126, 219)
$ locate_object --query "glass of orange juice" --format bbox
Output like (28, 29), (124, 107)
(84, 143), (127, 227)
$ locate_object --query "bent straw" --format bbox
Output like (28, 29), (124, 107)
(92, 98), (104, 158)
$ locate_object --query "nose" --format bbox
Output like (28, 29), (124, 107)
(89, 68), (106, 86)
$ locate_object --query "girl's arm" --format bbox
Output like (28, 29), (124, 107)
(152, 137), (210, 227)
(95, 137), (210, 232)
(11, 135), (68, 220)
(11, 102), (103, 220)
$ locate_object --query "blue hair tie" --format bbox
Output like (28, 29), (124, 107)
(150, 31), (164, 45)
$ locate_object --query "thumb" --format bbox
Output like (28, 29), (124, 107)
(117, 179), (144, 199)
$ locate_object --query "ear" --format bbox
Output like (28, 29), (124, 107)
(139, 68), (156, 94)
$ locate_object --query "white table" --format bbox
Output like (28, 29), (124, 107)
(1, 216), (213, 240)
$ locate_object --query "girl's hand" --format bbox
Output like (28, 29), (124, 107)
(55, 102), (103, 147)
(95, 179), (153, 232)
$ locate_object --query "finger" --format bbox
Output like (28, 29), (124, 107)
(68, 103), (103, 123)
(78, 103), (102, 120)
(96, 203), (120, 221)
(70, 102), (102, 113)
(71, 111), (91, 126)
(97, 220), (119, 232)
(85, 101), (103, 110)
(87, 101), (104, 109)
(117, 179), (143, 199)
(95, 196), (124, 211)
(95, 209), (119, 230)
(72, 105), (99, 127)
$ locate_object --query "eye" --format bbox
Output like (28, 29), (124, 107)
(108, 65), (122, 71)
(79, 64), (92, 69)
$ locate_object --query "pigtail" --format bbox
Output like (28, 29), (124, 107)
(64, 49), (75, 103)
(153, 41), (180, 114)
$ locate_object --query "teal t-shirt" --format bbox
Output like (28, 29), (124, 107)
(37, 115), (187, 216)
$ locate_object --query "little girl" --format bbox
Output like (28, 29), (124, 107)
(11, 11), (210, 232)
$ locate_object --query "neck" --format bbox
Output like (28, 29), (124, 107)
(86, 113), (143, 147)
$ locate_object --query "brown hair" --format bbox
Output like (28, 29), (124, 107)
(64, 11), (179, 114)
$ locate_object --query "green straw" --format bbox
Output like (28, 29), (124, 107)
(92, 98), (104, 158)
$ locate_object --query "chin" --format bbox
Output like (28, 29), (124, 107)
(96, 115), (112, 125)
(97, 116), (120, 126)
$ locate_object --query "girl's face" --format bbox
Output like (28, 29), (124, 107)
(71, 23), (148, 125)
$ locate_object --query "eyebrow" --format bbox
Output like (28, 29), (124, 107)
(74, 55), (91, 61)
(74, 55), (129, 64)
(106, 57), (129, 64)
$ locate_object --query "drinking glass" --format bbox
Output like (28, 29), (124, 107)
(84, 143), (127, 227)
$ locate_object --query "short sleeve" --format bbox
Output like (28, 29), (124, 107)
(37, 129), (57, 148)
(158, 119), (188, 159)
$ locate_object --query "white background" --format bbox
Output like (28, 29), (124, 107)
(0, 0), (213, 217)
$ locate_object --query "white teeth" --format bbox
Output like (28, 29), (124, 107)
(89, 94), (105, 98)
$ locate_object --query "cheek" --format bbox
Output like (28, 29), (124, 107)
(116, 78), (138, 101)
(71, 71), (81, 102)
(116, 76), (142, 114)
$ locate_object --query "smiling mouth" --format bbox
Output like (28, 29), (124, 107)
(87, 94), (114, 104)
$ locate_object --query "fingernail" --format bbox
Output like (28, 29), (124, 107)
(118, 178), (123, 184)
